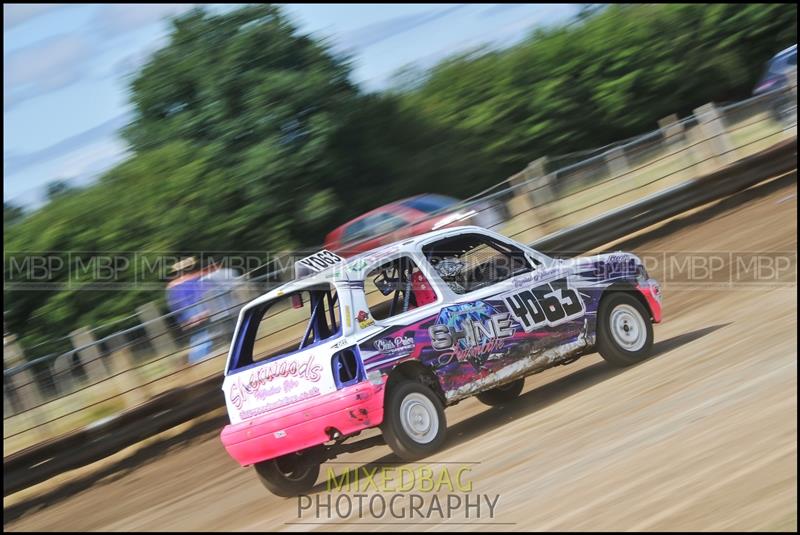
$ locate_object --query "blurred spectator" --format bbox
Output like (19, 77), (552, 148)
(166, 257), (212, 363)
(200, 262), (240, 348)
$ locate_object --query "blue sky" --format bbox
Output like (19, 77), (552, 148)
(4, 3), (579, 207)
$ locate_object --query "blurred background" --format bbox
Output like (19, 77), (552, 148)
(2, 4), (797, 530)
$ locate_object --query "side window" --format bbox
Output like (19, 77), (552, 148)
(343, 219), (369, 242)
(371, 213), (407, 235)
(401, 194), (458, 213)
(363, 256), (436, 321)
(422, 233), (537, 294)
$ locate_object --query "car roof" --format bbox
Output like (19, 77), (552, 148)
(250, 225), (496, 308)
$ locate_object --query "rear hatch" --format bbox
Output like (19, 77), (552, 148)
(222, 283), (345, 425)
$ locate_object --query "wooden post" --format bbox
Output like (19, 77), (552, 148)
(504, 157), (559, 240)
(4, 367), (51, 443)
(52, 352), (75, 395)
(70, 327), (108, 385)
(104, 332), (150, 406)
(694, 102), (737, 168)
(137, 301), (178, 356)
(9, 367), (44, 412)
(3, 384), (14, 416)
(604, 146), (630, 178)
(658, 114), (683, 146)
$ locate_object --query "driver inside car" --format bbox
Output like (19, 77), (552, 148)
(433, 256), (467, 294)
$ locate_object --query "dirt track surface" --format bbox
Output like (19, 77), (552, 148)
(5, 176), (797, 532)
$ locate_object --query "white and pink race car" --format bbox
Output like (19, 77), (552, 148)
(219, 226), (662, 496)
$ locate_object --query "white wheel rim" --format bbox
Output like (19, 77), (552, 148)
(399, 392), (439, 444)
(609, 304), (647, 352)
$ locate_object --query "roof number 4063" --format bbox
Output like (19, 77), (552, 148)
(298, 250), (344, 272)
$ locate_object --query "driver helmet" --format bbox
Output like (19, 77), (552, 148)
(434, 256), (465, 292)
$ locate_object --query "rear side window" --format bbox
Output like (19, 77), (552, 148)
(364, 256), (436, 320)
(228, 284), (340, 373)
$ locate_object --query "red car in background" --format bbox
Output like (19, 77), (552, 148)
(324, 193), (506, 257)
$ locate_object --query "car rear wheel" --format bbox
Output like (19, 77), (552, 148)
(254, 447), (322, 497)
(381, 379), (447, 461)
(597, 292), (654, 367)
(476, 378), (525, 406)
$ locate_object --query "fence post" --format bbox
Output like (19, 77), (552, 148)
(658, 114), (683, 146)
(694, 102), (737, 168)
(104, 333), (150, 406)
(504, 157), (560, 240)
(4, 384), (13, 416)
(52, 352), (75, 395)
(604, 146), (630, 178)
(70, 327), (108, 385)
(3, 337), (45, 413)
(3, 363), (53, 444)
(136, 301), (178, 356)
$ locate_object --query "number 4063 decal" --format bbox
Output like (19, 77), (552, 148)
(503, 277), (586, 332)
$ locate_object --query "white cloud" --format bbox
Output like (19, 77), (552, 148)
(91, 4), (198, 37)
(58, 138), (128, 179)
(3, 33), (92, 110)
(4, 113), (130, 175)
(335, 5), (468, 52)
(3, 4), (65, 30)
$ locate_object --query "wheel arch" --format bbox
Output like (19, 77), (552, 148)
(600, 281), (656, 322)
(385, 360), (447, 406)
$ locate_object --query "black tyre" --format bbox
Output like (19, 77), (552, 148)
(381, 379), (447, 461)
(254, 448), (321, 497)
(476, 378), (525, 406)
(596, 291), (654, 367)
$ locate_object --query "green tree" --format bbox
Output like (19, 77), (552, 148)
(45, 179), (77, 201)
(4, 201), (25, 227)
(402, 3), (797, 174)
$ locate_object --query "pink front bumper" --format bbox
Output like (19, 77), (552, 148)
(220, 380), (386, 467)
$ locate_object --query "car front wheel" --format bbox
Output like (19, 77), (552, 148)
(597, 292), (654, 367)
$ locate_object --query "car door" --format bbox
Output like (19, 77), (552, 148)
(418, 231), (590, 400)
